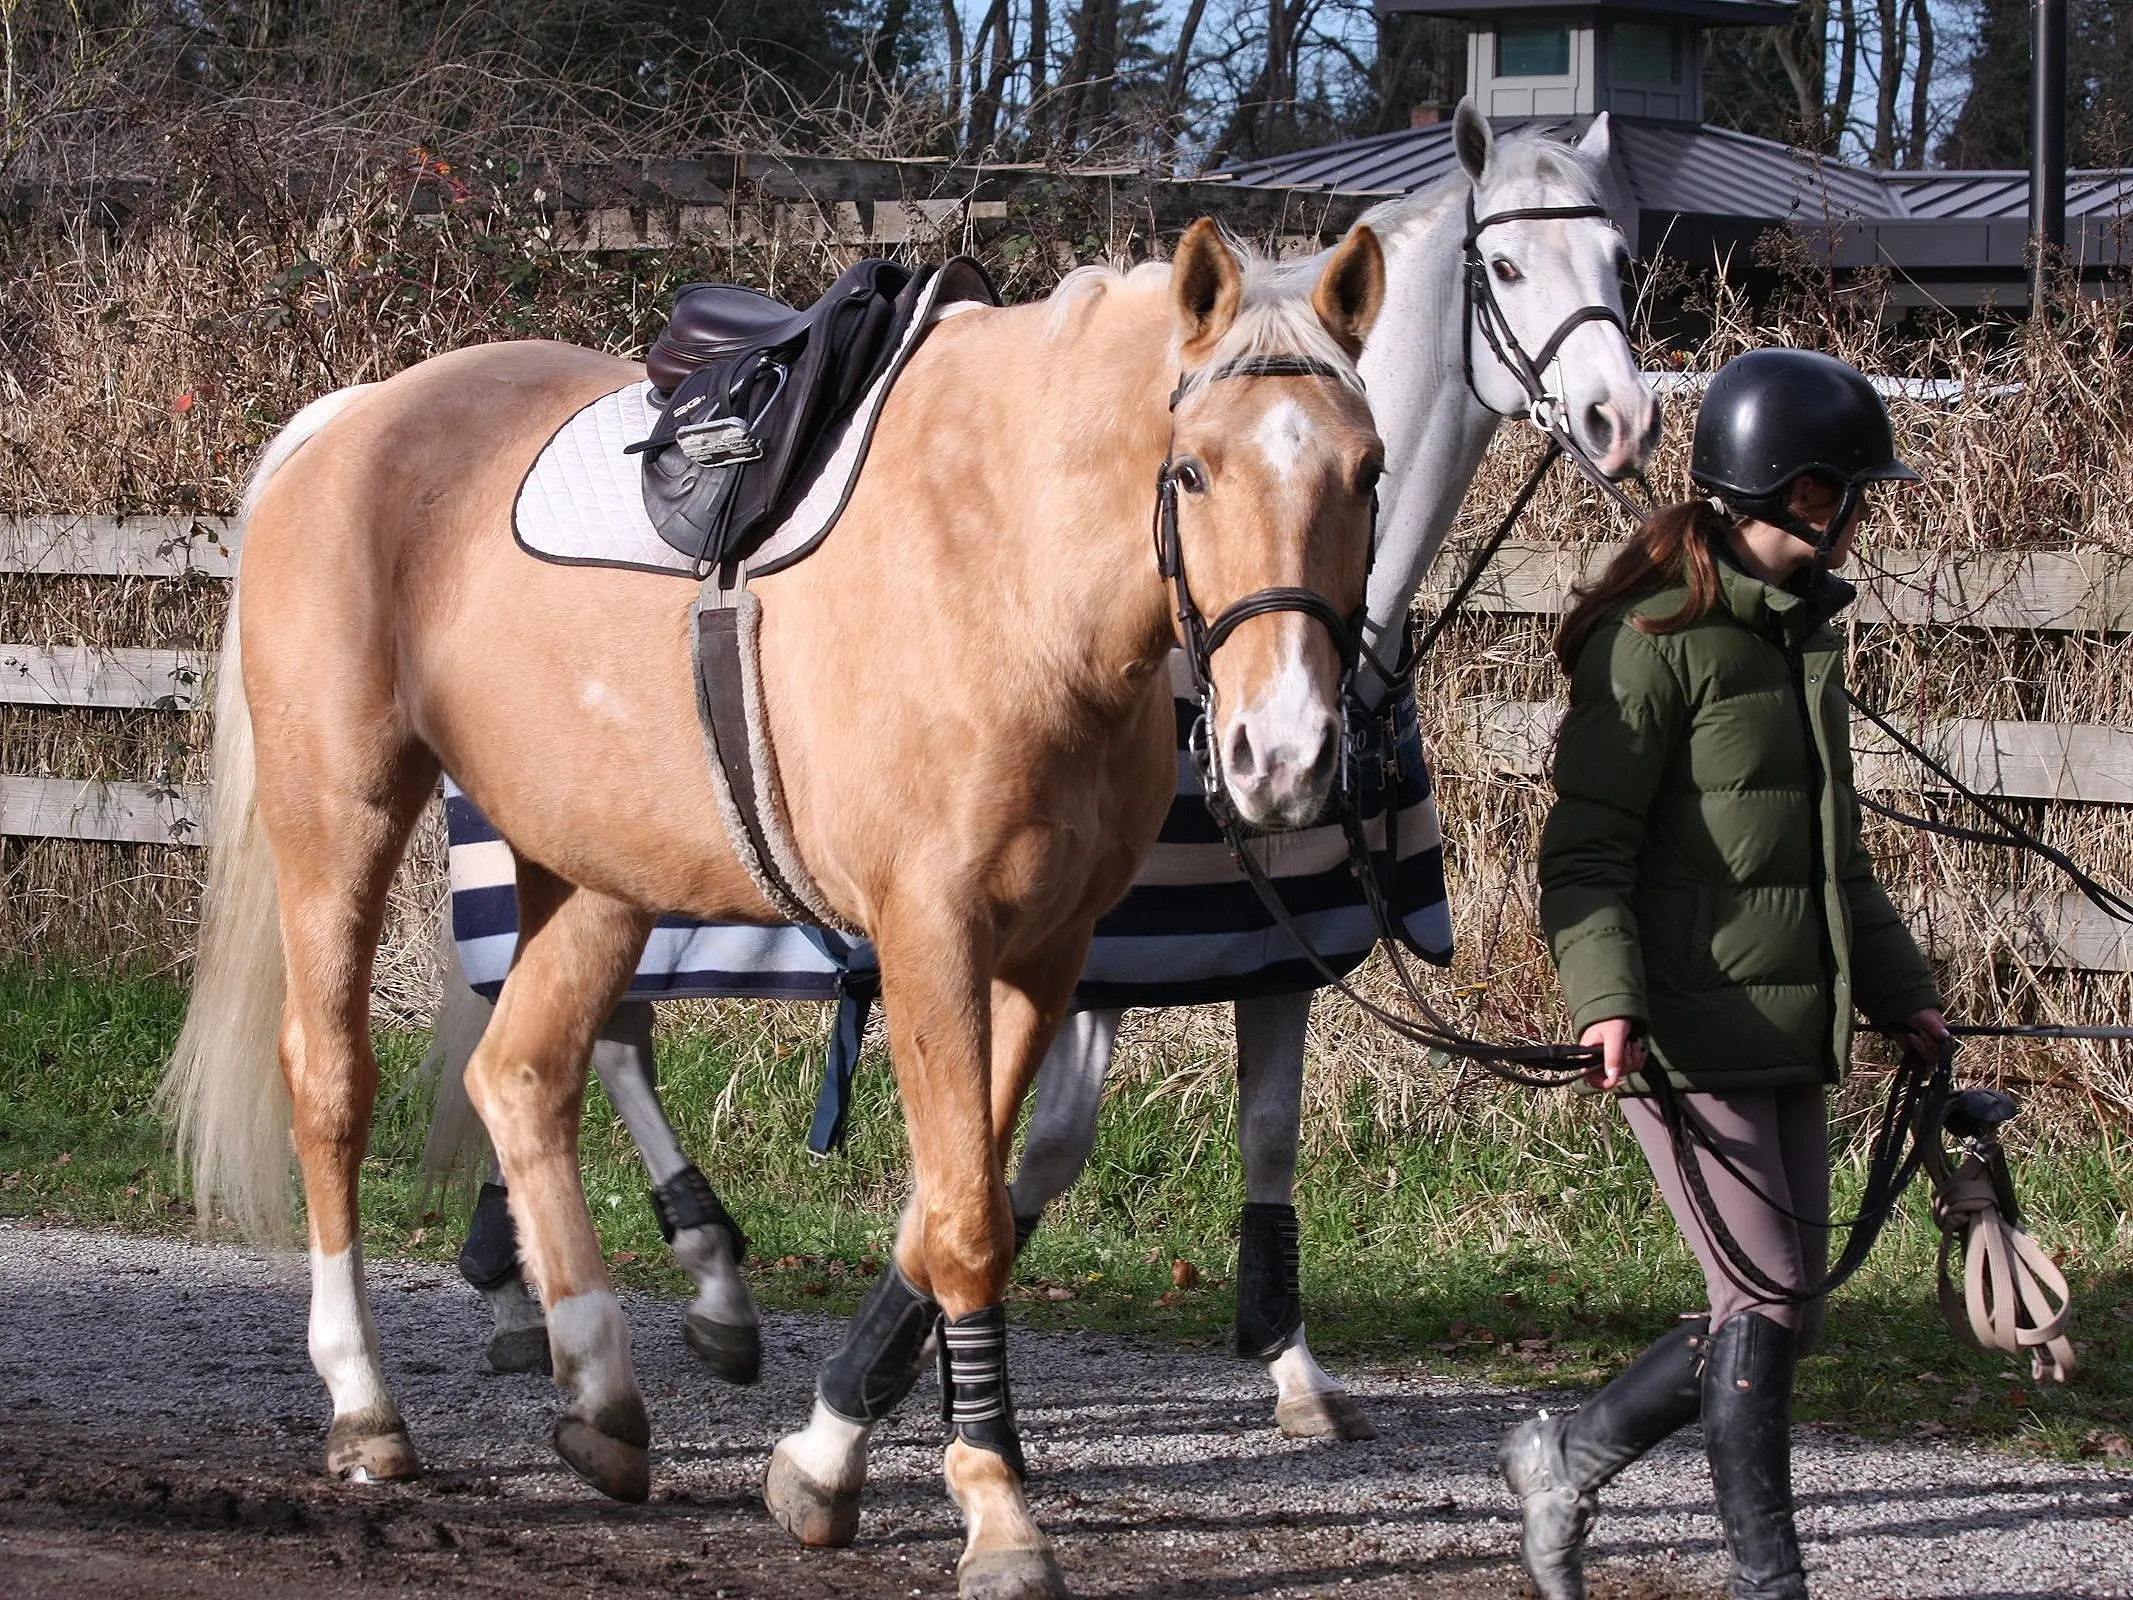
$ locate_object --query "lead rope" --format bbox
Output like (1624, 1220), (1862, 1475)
(1248, 280), (2126, 1326)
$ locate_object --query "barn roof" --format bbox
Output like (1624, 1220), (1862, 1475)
(1213, 115), (2133, 297)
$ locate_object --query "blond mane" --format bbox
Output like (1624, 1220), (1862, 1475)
(1043, 239), (1365, 402)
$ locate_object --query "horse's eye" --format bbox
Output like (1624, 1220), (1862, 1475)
(1173, 460), (1208, 495)
(1355, 458), (1383, 498)
(1491, 257), (1522, 284)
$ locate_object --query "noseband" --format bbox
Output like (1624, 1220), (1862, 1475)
(1155, 353), (1370, 823)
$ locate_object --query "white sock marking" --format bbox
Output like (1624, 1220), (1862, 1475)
(309, 1245), (392, 1421)
(547, 1289), (636, 1412)
(782, 1398), (873, 1494)
(1267, 1327), (1343, 1401)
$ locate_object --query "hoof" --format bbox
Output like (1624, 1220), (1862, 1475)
(764, 1438), (860, 1548)
(485, 1324), (553, 1375)
(1275, 1389), (1377, 1442)
(553, 1416), (650, 1503)
(325, 1417), (421, 1483)
(957, 1546), (1068, 1600)
(685, 1310), (762, 1386)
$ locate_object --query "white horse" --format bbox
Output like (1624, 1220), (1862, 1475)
(427, 103), (1658, 1443)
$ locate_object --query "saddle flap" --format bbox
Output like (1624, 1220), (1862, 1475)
(631, 256), (950, 572)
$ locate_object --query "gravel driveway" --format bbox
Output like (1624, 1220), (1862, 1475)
(0, 1222), (2126, 1598)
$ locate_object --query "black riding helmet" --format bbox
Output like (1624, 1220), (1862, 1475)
(1690, 348), (1918, 559)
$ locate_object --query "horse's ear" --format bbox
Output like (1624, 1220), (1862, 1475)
(1313, 224), (1385, 358)
(1578, 110), (1613, 164)
(1173, 218), (1243, 360)
(1454, 96), (1494, 185)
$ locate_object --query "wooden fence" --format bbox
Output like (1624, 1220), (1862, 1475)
(5, 155), (1373, 256)
(5, 514), (2130, 971)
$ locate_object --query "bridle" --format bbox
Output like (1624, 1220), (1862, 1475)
(1461, 189), (1649, 524)
(1156, 353), (1370, 812)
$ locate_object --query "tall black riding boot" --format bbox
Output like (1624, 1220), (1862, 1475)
(1702, 1311), (1807, 1600)
(1498, 1317), (1708, 1600)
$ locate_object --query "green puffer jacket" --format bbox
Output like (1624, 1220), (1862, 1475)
(1539, 553), (1941, 1092)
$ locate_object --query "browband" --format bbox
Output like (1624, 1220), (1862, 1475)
(1171, 354), (1351, 410)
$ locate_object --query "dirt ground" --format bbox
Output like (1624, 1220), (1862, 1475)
(1, 1223), (2127, 1599)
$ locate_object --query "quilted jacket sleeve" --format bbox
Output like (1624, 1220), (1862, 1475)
(1836, 789), (1943, 1024)
(1539, 619), (1686, 1036)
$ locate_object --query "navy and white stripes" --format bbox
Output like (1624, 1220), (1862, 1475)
(445, 653), (1452, 1010)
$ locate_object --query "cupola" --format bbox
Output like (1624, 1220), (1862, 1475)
(1380, 0), (1793, 125)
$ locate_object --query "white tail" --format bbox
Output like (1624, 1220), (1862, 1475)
(159, 385), (374, 1242)
(415, 923), (498, 1194)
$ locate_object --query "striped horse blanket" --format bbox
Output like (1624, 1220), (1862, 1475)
(447, 653), (1450, 1145)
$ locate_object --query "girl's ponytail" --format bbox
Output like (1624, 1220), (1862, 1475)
(1552, 498), (1731, 673)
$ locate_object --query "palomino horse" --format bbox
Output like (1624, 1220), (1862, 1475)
(425, 103), (1659, 1441)
(162, 219), (1387, 1599)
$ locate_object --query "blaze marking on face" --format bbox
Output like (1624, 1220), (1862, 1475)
(1236, 634), (1333, 752)
(1254, 399), (1319, 487)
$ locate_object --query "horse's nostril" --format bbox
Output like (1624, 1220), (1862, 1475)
(1584, 402), (1615, 455)
(1309, 722), (1339, 786)
(1225, 720), (1257, 782)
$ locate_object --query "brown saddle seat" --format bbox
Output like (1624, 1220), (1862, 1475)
(630, 258), (927, 572)
(646, 285), (822, 394)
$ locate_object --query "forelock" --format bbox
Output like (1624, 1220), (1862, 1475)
(1479, 129), (1605, 207)
(1175, 231), (1365, 404)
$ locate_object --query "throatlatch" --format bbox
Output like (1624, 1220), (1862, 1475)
(1235, 1202), (1304, 1359)
(818, 1261), (939, 1425)
(650, 1165), (749, 1263)
(457, 1181), (521, 1291)
(938, 1304), (1027, 1480)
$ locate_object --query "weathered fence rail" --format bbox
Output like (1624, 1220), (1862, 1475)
(4, 156), (1373, 253)
(7, 520), (2130, 969)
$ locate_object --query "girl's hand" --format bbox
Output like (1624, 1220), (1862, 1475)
(1893, 1006), (1951, 1062)
(1578, 1017), (1647, 1091)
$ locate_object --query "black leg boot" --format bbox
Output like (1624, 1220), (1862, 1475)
(1703, 1311), (1807, 1600)
(1498, 1317), (1708, 1600)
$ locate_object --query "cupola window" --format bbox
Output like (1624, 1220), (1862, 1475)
(1497, 21), (1572, 76)
(1612, 22), (1680, 83)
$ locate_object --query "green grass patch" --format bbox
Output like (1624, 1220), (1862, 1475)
(3, 962), (2128, 1460)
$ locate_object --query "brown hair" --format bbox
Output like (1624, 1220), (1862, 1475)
(1552, 497), (1731, 673)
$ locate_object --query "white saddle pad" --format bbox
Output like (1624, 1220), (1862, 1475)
(512, 381), (691, 576)
(512, 282), (989, 580)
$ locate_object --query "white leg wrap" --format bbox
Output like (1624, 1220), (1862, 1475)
(309, 1245), (392, 1420)
(783, 1397), (873, 1495)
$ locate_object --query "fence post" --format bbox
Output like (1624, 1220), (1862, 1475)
(2029, 0), (2067, 315)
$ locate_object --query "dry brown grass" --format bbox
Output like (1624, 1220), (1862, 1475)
(4, 174), (2130, 1132)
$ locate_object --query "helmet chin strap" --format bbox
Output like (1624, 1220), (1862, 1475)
(1721, 481), (1865, 584)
